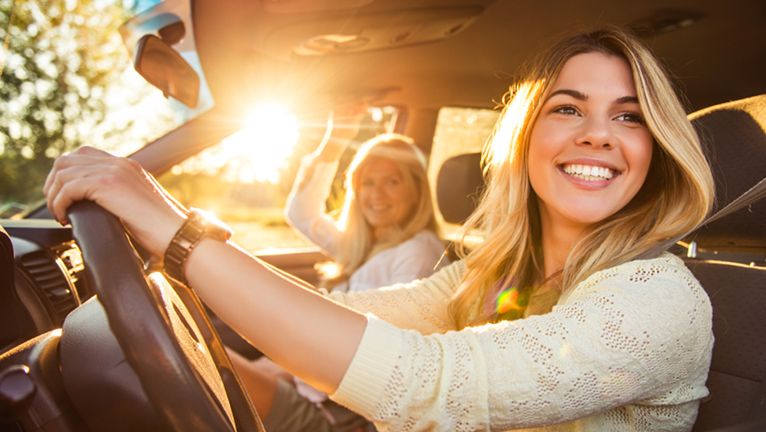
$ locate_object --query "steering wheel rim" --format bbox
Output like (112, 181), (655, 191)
(68, 201), (263, 431)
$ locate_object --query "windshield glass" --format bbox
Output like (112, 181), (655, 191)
(0, 0), (211, 217)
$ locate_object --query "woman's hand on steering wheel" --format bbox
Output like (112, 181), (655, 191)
(43, 146), (185, 258)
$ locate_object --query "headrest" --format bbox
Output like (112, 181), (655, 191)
(434, 94), (766, 250)
(435, 152), (483, 224)
(689, 94), (766, 249)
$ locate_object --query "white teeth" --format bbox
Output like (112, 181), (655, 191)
(561, 164), (616, 180)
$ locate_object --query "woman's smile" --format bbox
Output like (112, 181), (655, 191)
(556, 158), (622, 190)
(357, 157), (417, 235)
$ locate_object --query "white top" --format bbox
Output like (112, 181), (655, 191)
(285, 156), (447, 403)
(327, 253), (713, 432)
(285, 157), (447, 293)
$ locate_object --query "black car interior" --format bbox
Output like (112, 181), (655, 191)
(684, 95), (766, 432)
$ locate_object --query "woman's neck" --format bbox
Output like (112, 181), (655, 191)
(372, 225), (397, 243)
(539, 210), (588, 280)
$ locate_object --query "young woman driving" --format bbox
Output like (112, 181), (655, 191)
(44, 28), (715, 431)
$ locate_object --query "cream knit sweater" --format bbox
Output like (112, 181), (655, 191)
(327, 253), (713, 431)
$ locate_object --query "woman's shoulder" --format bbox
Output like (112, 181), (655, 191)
(566, 252), (706, 304)
(397, 230), (447, 262)
(405, 230), (445, 249)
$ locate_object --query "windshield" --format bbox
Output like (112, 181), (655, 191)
(0, 0), (211, 217)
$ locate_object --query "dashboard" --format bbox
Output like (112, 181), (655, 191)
(0, 220), (88, 354)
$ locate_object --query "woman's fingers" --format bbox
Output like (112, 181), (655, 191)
(46, 152), (120, 208)
(44, 147), (112, 197)
(48, 174), (98, 224)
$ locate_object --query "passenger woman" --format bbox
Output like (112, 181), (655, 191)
(285, 123), (444, 293)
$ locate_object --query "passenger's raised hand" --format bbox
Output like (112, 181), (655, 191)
(314, 103), (367, 162)
(43, 146), (186, 257)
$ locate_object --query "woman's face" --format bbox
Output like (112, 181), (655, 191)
(527, 51), (654, 232)
(357, 156), (417, 232)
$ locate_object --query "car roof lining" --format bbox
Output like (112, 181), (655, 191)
(193, 0), (766, 115)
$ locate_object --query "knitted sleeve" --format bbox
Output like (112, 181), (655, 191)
(331, 254), (713, 431)
(284, 157), (343, 257)
(327, 260), (465, 334)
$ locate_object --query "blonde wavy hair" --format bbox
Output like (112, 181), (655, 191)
(332, 133), (436, 278)
(449, 28), (715, 329)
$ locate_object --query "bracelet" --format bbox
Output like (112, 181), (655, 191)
(163, 208), (232, 286)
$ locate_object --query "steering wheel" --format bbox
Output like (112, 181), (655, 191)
(63, 201), (264, 431)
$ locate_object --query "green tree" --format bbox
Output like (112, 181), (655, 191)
(0, 0), (132, 205)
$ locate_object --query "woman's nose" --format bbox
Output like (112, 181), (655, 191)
(367, 183), (385, 198)
(575, 116), (613, 149)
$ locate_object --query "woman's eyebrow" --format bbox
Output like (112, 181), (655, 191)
(615, 95), (639, 104)
(547, 89), (639, 105)
(548, 88), (587, 100)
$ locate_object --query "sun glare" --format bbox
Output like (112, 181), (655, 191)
(218, 103), (300, 183)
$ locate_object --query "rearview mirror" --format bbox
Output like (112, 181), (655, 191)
(134, 34), (200, 108)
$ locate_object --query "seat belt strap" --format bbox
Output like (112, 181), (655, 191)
(638, 176), (766, 260)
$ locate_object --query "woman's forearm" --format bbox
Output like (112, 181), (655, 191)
(185, 238), (367, 393)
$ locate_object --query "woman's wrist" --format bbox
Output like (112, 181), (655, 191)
(162, 208), (233, 286)
(315, 137), (347, 162)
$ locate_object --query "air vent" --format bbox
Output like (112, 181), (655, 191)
(20, 250), (80, 322)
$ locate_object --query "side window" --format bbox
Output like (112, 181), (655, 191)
(429, 107), (499, 240)
(157, 106), (400, 253)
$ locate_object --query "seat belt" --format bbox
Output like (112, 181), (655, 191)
(638, 176), (766, 260)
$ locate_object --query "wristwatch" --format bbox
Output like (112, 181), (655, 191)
(163, 208), (232, 286)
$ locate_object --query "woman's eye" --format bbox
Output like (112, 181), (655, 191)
(615, 112), (645, 124)
(552, 105), (579, 116)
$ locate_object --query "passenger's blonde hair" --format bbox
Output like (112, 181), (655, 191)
(449, 28), (715, 328)
(333, 133), (436, 277)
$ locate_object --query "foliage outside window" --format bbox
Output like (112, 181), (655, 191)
(0, 0), (183, 216)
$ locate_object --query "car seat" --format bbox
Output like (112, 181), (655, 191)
(685, 94), (766, 432)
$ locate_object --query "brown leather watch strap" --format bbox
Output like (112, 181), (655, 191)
(163, 208), (232, 286)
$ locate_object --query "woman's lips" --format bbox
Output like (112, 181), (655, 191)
(560, 163), (618, 180)
(557, 163), (621, 189)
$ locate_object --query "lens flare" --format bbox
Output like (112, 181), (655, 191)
(217, 102), (300, 183)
